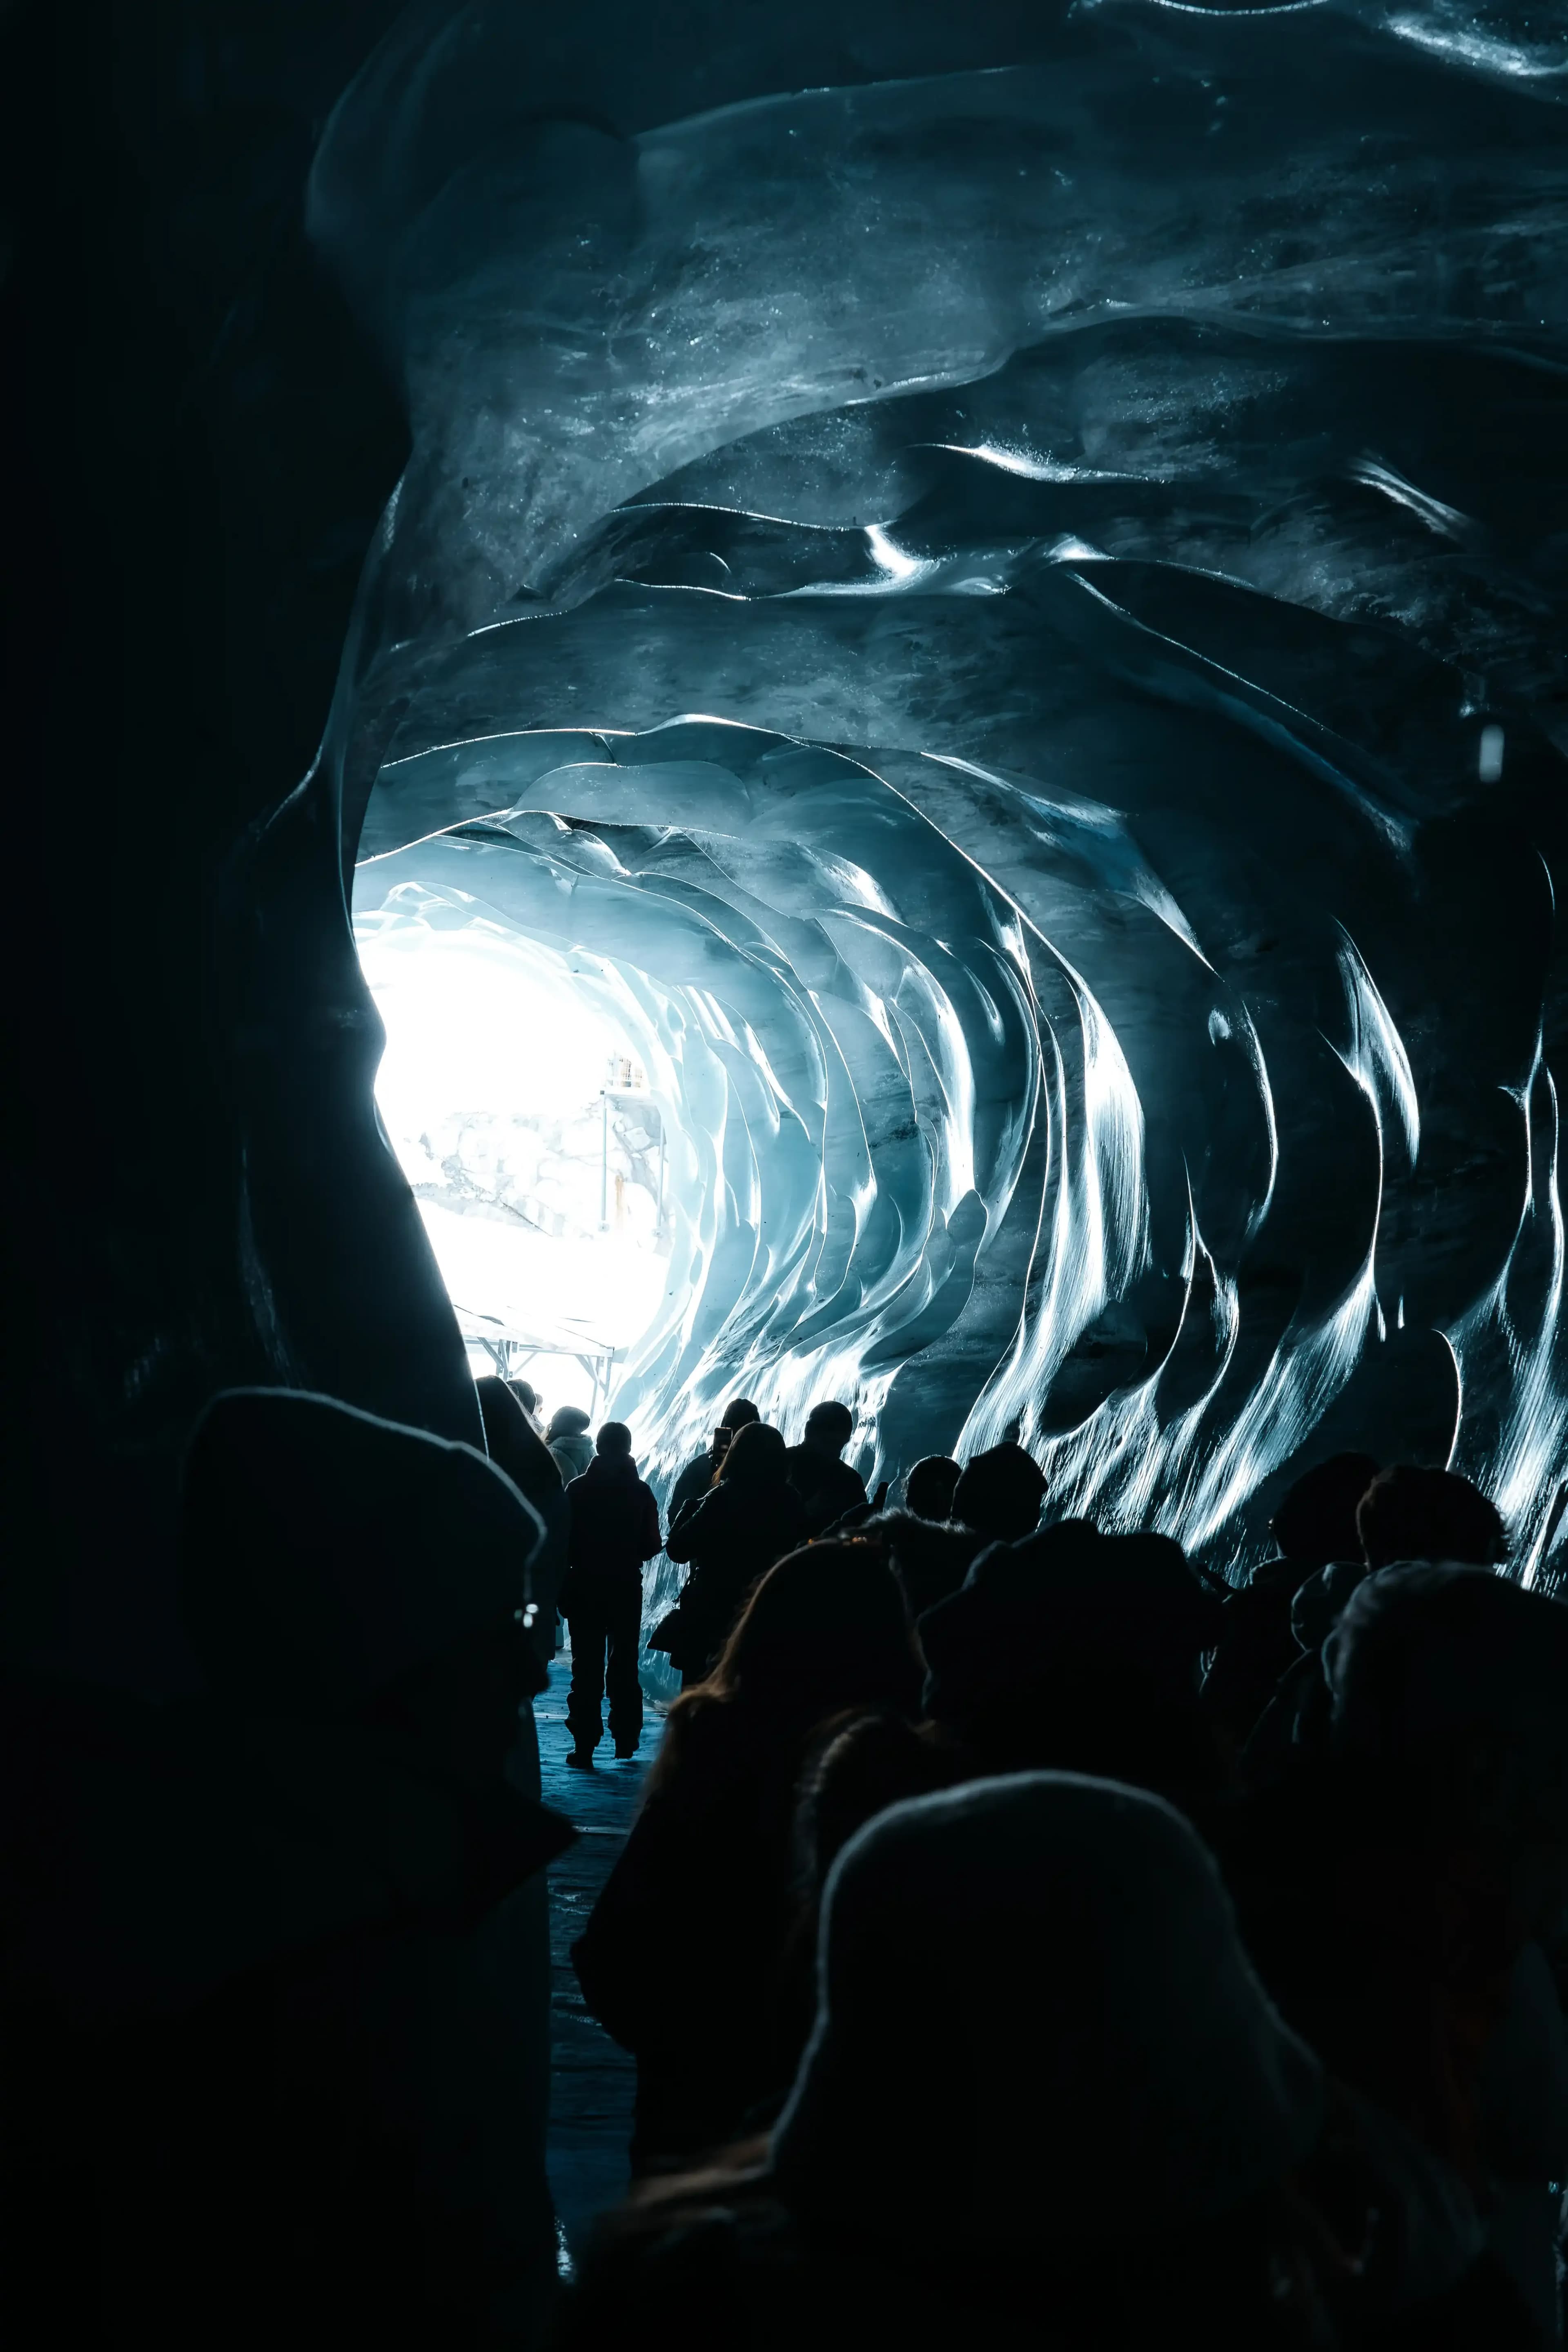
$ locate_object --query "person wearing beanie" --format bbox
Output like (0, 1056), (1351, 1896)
(547, 1402), (597, 1485)
(561, 1776), (1507, 2351)
(949, 1441), (1047, 1545)
(561, 1422), (662, 1767)
(179, 1385), (548, 1757)
(166, 1386), (574, 2351)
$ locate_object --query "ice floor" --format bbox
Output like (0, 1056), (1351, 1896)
(538, 1655), (666, 2265)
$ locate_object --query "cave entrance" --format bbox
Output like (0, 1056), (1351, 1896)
(354, 907), (675, 1425)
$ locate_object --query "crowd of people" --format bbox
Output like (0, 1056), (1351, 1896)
(7, 1370), (1565, 2351)
(543, 1399), (1568, 2349)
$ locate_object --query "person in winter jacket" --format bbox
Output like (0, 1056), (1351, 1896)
(572, 1542), (920, 2167)
(547, 1404), (596, 1486)
(667, 1396), (762, 1523)
(784, 1402), (866, 1538)
(663, 1425), (808, 1685)
(475, 1374), (566, 1687)
(563, 1423), (662, 1766)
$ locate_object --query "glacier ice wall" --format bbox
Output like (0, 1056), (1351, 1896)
(325, 0), (1568, 1564)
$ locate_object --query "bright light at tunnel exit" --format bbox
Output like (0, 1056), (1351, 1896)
(355, 920), (674, 1420)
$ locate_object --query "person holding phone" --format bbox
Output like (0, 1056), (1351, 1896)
(666, 1396), (761, 1530)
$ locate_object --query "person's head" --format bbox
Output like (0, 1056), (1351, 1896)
(508, 1377), (538, 1419)
(771, 1775), (1324, 2265)
(1356, 1465), (1508, 1571)
(718, 1420), (788, 1487)
(875, 1509), (982, 1622)
(548, 1403), (592, 1443)
(1325, 1562), (1568, 1869)
(918, 1519), (1225, 1789)
(1289, 1557), (1370, 1654)
(903, 1454), (961, 1523)
(951, 1443), (1048, 1545)
(719, 1396), (762, 1437)
(180, 1387), (541, 1784)
(707, 1541), (922, 1723)
(596, 1420), (634, 1461)
(1271, 1452), (1380, 1571)
(803, 1400), (854, 1457)
(475, 1373), (561, 1509)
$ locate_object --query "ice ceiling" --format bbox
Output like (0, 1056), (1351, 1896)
(329, 0), (1568, 1564)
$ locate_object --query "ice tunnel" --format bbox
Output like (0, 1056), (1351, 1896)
(322, 0), (1568, 1566)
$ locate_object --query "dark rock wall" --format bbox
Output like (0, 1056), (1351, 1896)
(1, 4), (470, 1688)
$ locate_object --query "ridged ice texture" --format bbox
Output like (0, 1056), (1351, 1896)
(333, 0), (1568, 1565)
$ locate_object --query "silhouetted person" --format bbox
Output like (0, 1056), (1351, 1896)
(563, 1775), (1517, 2351)
(1357, 1464), (1509, 1570)
(1226, 1562), (1568, 2339)
(793, 1519), (1229, 1996)
(1243, 1466), (1509, 1790)
(572, 1542), (920, 2168)
(506, 1375), (540, 1428)
(563, 1422), (662, 1768)
(950, 1441), (1046, 1544)
(125, 1388), (574, 2352)
(476, 1373), (566, 1689)
(918, 1517), (1228, 1812)
(784, 1401), (866, 1537)
(663, 1423), (808, 1684)
(902, 1453), (961, 1521)
(871, 1507), (981, 1623)
(668, 1396), (762, 1521)
(1205, 1452), (1379, 1753)
(546, 1403), (596, 1485)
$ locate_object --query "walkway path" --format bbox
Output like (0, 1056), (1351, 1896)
(537, 1661), (664, 2264)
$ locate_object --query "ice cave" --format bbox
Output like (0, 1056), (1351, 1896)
(320, 0), (1568, 1568)
(11, 1), (1568, 2341)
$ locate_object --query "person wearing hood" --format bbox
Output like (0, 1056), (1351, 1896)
(38, 1388), (577, 2352)
(1222, 1561), (1568, 2338)
(562, 1422), (662, 1768)
(476, 1373), (566, 1695)
(561, 1775), (1517, 2351)
(546, 1403), (597, 1486)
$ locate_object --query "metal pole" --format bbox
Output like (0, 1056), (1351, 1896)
(600, 1091), (608, 1228)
